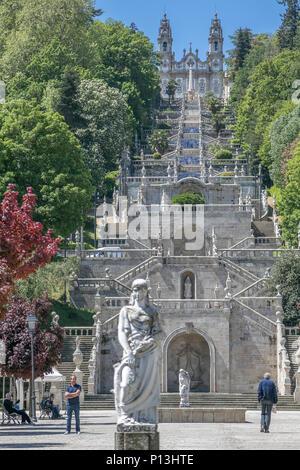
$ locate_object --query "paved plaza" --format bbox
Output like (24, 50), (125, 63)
(0, 410), (300, 451)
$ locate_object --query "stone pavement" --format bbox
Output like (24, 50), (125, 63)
(0, 410), (300, 450)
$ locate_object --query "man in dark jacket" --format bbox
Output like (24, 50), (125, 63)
(258, 373), (278, 433)
(3, 393), (35, 425)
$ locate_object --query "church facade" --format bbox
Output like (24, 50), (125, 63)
(158, 13), (224, 99)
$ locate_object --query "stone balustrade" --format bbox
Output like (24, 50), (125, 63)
(285, 327), (300, 336)
(127, 176), (169, 185)
(233, 279), (267, 298)
(116, 256), (159, 284)
(238, 297), (278, 313)
(66, 248), (155, 260)
(75, 278), (131, 295)
(103, 297), (229, 311)
(220, 249), (300, 259)
(64, 327), (94, 336)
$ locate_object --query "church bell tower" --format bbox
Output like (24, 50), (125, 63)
(158, 13), (173, 74)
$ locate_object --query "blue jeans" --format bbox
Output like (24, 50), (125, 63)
(66, 403), (80, 432)
(260, 400), (273, 431)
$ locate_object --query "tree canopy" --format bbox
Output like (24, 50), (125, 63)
(0, 100), (93, 236)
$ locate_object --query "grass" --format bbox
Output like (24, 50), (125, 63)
(50, 300), (95, 327)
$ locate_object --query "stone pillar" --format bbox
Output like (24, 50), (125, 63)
(294, 342), (300, 403)
(115, 424), (159, 450)
(73, 337), (85, 403)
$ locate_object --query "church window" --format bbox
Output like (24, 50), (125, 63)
(163, 42), (168, 52)
(199, 80), (206, 93)
(214, 41), (218, 51)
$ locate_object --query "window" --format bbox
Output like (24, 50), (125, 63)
(214, 41), (218, 52)
(199, 80), (206, 93)
(163, 42), (168, 52)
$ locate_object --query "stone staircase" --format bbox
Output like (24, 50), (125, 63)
(80, 393), (300, 410)
(57, 336), (93, 394)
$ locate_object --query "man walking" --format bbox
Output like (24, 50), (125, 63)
(64, 375), (81, 435)
(258, 372), (278, 433)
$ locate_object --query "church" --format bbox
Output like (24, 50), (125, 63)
(158, 13), (224, 99)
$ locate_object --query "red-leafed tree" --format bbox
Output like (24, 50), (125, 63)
(0, 184), (59, 318)
(0, 295), (65, 379)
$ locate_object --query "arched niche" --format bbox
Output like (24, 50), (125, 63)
(162, 327), (216, 393)
(180, 270), (196, 299)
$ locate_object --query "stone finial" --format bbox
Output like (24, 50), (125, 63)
(156, 283), (161, 299)
(241, 165), (245, 177)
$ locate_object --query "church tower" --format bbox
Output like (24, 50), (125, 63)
(158, 13), (173, 79)
(207, 13), (224, 96)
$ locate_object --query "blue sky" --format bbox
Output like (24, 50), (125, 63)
(95, 0), (284, 60)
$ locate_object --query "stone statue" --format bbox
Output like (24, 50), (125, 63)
(114, 279), (162, 428)
(183, 276), (193, 299)
(179, 369), (191, 408)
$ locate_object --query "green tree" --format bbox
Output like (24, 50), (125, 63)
(87, 20), (160, 129)
(148, 130), (169, 155)
(234, 50), (300, 172)
(276, 139), (300, 245)
(0, 100), (93, 236)
(227, 28), (253, 78)
(277, 0), (300, 51)
(267, 252), (300, 324)
(166, 80), (178, 103)
(75, 79), (128, 188)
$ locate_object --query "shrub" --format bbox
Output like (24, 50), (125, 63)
(171, 193), (205, 205)
(215, 150), (234, 160)
(221, 172), (234, 177)
(153, 153), (162, 160)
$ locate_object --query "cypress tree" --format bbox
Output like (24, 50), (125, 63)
(277, 0), (300, 51)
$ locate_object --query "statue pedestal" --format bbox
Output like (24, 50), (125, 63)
(115, 424), (159, 451)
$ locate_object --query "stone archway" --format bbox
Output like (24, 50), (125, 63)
(162, 328), (216, 393)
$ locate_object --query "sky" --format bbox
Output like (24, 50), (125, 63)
(95, 0), (284, 60)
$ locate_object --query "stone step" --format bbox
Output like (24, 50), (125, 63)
(79, 393), (300, 410)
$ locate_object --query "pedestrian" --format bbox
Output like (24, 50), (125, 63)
(45, 394), (62, 419)
(64, 375), (81, 435)
(258, 372), (278, 433)
(3, 393), (35, 425)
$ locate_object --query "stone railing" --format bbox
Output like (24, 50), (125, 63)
(237, 297), (278, 315)
(233, 278), (267, 299)
(127, 176), (169, 185)
(233, 298), (276, 334)
(75, 278), (132, 296)
(66, 248), (155, 260)
(285, 327), (300, 336)
(103, 297), (229, 311)
(115, 256), (160, 284)
(64, 327), (94, 336)
(219, 249), (300, 259)
(221, 258), (259, 283)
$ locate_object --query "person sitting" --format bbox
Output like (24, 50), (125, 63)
(44, 394), (62, 419)
(3, 393), (35, 425)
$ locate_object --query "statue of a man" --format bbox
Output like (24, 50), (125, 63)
(114, 279), (162, 427)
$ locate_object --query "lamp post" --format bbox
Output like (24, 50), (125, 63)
(26, 313), (37, 421)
